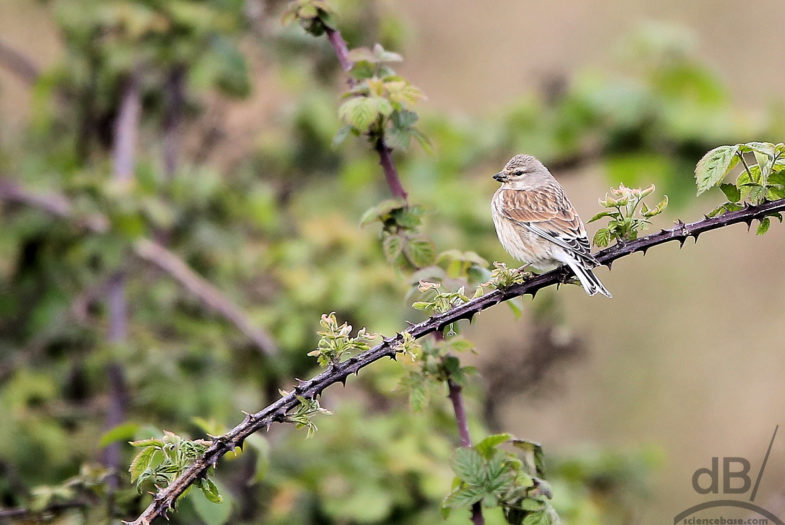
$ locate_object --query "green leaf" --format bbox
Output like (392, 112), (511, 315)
(372, 96), (394, 117)
(99, 422), (140, 448)
(190, 480), (232, 525)
(382, 234), (403, 263)
(338, 97), (379, 131)
(506, 296), (524, 319)
(694, 145), (739, 195)
(129, 446), (157, 483)
(512, 439), (546, 477)
(442, 484), (485, 509)
(475, 433), (511, 458)
(405, 237), (435, 268)
(523, 510), (554, 525)
(451, 448), (486, 486)
(719, 183), (741, 202)
(587, 211), (615, 223)
(522, 498), (546, 511)
(757, 217), (771, 235)
(372, 43), (403, 63)
(640, 195), (668, 218)
(331, 124), (353, 149)
(592, 228), (611, 247)
(200, 478), (223, 504)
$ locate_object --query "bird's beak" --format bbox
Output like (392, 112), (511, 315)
(493, 172), (507, 182)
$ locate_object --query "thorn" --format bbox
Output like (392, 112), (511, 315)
(530, 288), (538, 298)
(640, 247), (648, 256)
(405, 320), (415, 327)
(389, 353), (397, 361)
(339, 376), (347, 386)
(265, 423), (271, 432)
(678, 237), (686, 248)
(605, 260), (613, 270)
(296, 378), (308, 387)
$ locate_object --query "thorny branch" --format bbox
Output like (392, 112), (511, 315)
(127, 197), (785, 524)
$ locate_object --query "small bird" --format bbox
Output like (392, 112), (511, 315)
(491, 154), (612, 297)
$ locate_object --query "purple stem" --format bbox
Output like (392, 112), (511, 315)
(375, 137), (408, 203)
(324, 26), (352, 73)
(447, 378), (485, 525)
(162, 65), (185, 177)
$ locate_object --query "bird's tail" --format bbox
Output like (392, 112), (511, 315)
(564, 259), (612, 298)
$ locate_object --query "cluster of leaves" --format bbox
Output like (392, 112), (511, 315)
(589, 184), (668, 247)
(335, 44), (429, 152)
(308, 312), (378, 366)
(284, 395), (333, 438)
(20, 463), (109, 518)
(399, 336), (476, 412)
(695, 141), (785, 233)
(129, 431), (220, 503)
(281, 0), (335, 36)
(360, 199), (435, 268)
(442, 434), (559, 525)
(485, 261), (530, 290)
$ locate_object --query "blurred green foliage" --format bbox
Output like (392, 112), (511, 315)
(0, 1), (781, 523)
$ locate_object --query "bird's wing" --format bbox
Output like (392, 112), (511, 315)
(497, 185), (595, 262)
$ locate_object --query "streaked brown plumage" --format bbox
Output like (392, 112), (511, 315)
(491, 154), (611, 297)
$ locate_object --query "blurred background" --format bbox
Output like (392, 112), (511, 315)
(1, 0), (785, 524)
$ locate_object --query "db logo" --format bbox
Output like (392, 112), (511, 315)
(673, 425), (783, 525)
(692, 457), (755, 494)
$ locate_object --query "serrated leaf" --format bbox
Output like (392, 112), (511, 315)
(767, 186), (785, 200)
(405, 237), (435, 268)
(757, 217), (771, 235)
(382, 234), (403, 262)
(129, 447), (157, 483)
(695, 145), (739, 195)
(719, 183), (741, 202)
(338, 97), (379, 131)
(451, 448), (486, 486)
(442, 484), (485, 509)
(592, 228), (611, 247)
(523, 510), (553, 525)
(476, 434), (511, 458)
(373, 96), (393, 117)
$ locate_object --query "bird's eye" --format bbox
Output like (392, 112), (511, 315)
(514, 169), (525, 176)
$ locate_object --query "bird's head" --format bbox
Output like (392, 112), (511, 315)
(492, 154), (548, 184)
